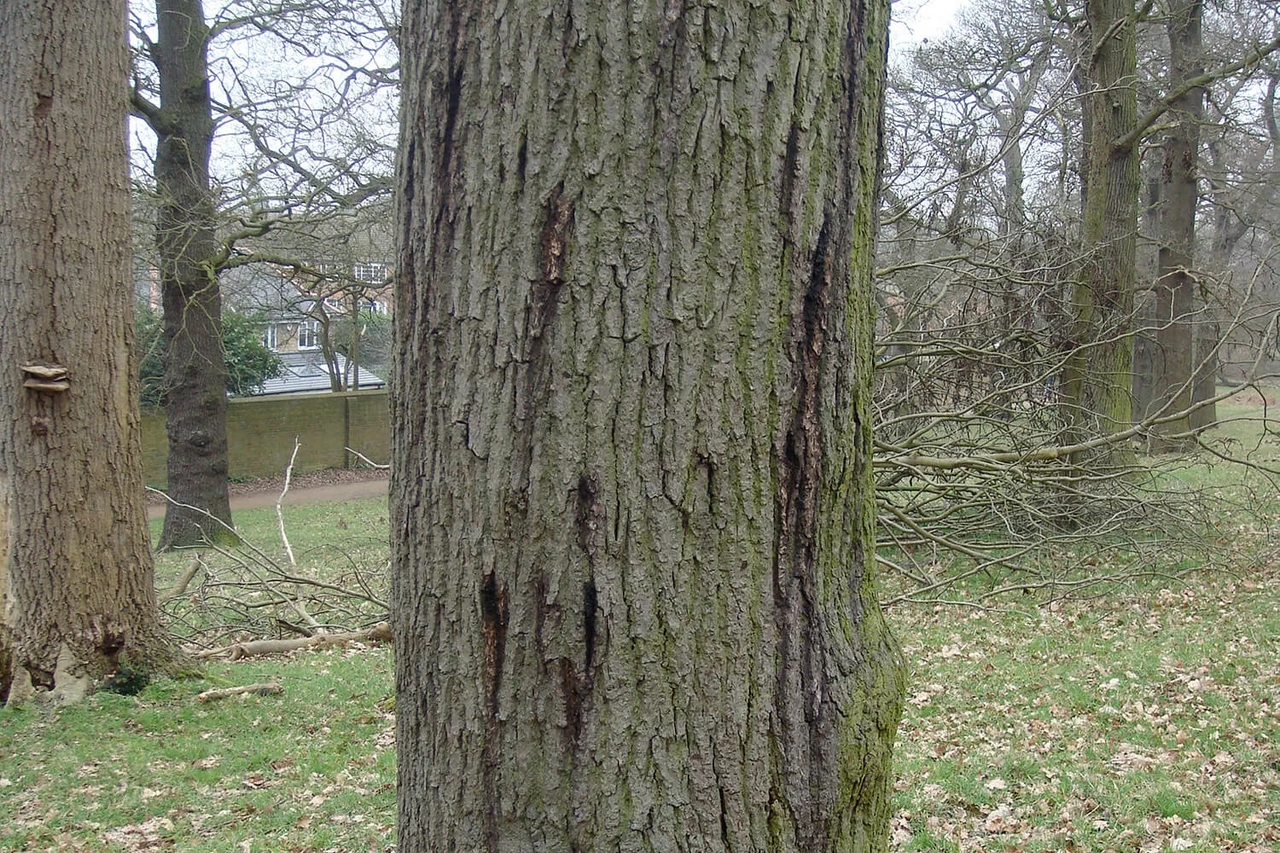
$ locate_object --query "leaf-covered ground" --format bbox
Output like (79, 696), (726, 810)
(0, 644), (396, 852)
(3, 558), (1275, 851)
(887, 566), (1280, 852)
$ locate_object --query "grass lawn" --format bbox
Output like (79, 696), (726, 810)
(0, 642), (395, 852)
(889, 569), (1280, 852)
(1, 391), (1277, 851)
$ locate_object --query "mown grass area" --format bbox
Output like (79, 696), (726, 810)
(2, 394), (1277, 851)
(0, 645), (395, 852)
(156, 495), (392, 587)
(2, 499), (396, 853)
(889, 568), (1280, 852)
(151, 498), (391, 649)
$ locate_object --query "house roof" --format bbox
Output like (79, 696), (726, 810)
(253, 351), (386, 396)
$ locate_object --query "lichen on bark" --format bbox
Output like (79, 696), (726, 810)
(1063, 0), (1141, 469)
(392, 0), (905, 849)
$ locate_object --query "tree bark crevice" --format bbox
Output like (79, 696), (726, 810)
(392, 0), (903, 848)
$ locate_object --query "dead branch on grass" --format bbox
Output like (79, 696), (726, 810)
(275, 439), (322, 632)
(873, 237), (1280, 607)
(157, 442), (389, 651)
(345, 446), (389, 470)
(196, 683), (284, 702)
(189, 622), (392, 660)
(159, 556), (204, 604)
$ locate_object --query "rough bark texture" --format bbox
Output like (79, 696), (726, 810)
(1150, 0), (1203, 447)
(1131, 172), (1161, 423)
(391, 0), (904, 850)
(153, 0), (235, 549)
(1188, 314), (1217, 429)
(1063, 0), (1139, 465)
(0, 0), (174, 702)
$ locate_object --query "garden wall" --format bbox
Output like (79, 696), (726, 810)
(141, 390), (390, 485)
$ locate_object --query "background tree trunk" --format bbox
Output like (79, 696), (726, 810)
(1132, 172), (1163, 423)
(391, 0), (905, 850)
(1151, 0), (1204, 449)
(152, 0), (235, 548)
(0, 0), (174, 702)
(1063, 0), (1140, 466)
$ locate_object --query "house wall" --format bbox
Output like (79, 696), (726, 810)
(263, 320), (309, 353)
(141, 389), (390, 484)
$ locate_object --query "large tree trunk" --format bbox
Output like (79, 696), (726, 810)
(0, 0), (175, 703)
(153, 0), (235, 548)
(1063, 0), (1140, 467)
(391, 0), (905, 850)
(1150, 0), (1204, 449)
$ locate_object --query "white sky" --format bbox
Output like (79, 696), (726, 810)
(890, 0), (967, 51)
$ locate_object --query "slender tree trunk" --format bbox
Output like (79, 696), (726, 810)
(153, 0), (235, 548)
(1192, 181), (1238, 425)
(993, 63), (1047, 393)
(391, 0), (905, 850)
(1200, 140), (1242, 407)
(320, 312), (345, 392)
(1132, 172), (1162, 423)
(1063, 0), (1140, 467)
(1150, 0), (1204, 449)
(0, 0), (176, 703)
(1073, 21), (1094, 219)
(1189, 313), (1217, 427)
(350, 296), (362, 392)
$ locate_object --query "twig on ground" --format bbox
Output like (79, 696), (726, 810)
(276, 439), (323, 633)
(345, 447), (389, 470)
(277, 438), (301, 570)
(159, 555), (204, 604)
(196, 683), (284, 703)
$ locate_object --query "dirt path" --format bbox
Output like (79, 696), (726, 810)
(146, 475), (389, 521)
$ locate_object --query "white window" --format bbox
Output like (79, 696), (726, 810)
(297, 320), (320, 350)
(262, 324), (278, 350)
(353, 262), (386, 283)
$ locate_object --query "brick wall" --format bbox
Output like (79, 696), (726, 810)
(141, 390), (390, 485)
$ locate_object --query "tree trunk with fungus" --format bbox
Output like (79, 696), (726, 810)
(0, 0), (176, 704)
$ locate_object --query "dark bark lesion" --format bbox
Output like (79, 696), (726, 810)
(557, 581), (598, 752)
(780, 121), (802, 220)
(479, 571), (507, 720)
(697, 452), (717, 510)
(771, 213), (845, 849)
(478, 570), (507, 853)
(519, 182), (577, 401)
(435, 60), (464, 195)
(581, 580), (597, 675)
(565, 472), (601, 747)
(779, 216), (834, 572)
